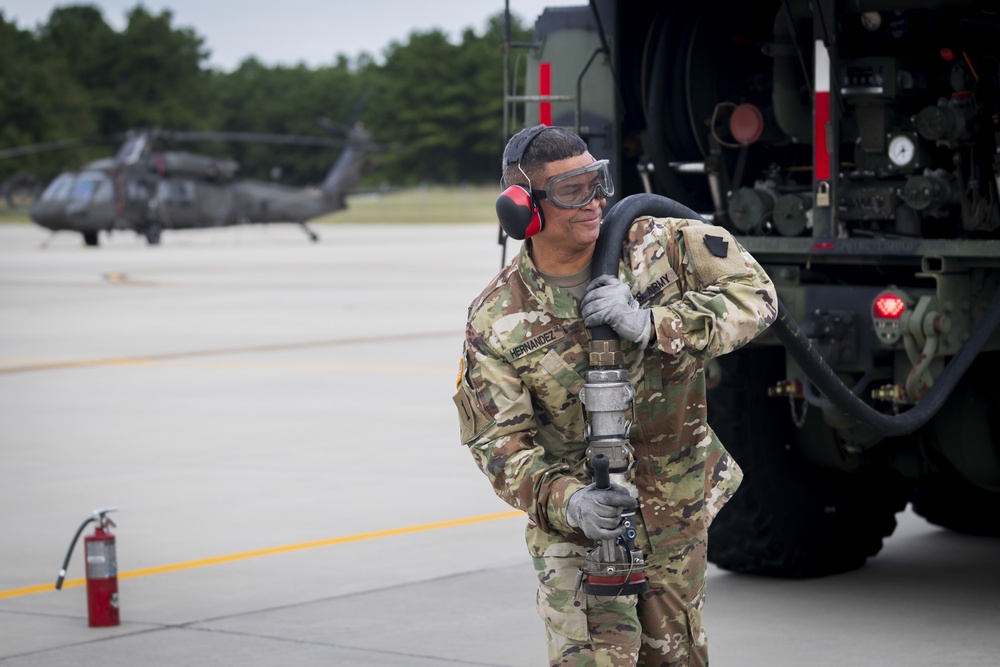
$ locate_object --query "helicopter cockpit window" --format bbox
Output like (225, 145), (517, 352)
(91, 177), (112, 203)
(40, 174), (75, 202)
(68, 171), (113, 203)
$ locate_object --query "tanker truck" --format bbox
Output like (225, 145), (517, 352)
(503, 0), (1000, 576)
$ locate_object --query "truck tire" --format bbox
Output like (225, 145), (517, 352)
(911, 464), (1000, 537)
(912, 353), (1000, 537)
(707, 346), (907, 577)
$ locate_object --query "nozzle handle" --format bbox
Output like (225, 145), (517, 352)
(592, 454), (611, 490)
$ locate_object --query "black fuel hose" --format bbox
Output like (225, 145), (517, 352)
(773, 289), (1000, 436)
(593, 193), (1000, 437)
(591, 194), (707, 341)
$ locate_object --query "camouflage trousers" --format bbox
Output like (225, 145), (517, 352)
(532, 538), (708, 667)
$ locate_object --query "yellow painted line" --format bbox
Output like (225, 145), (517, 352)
(0, 511), (522, 600)
(146, 360), (454, 373)
(0, 330), (459, 376)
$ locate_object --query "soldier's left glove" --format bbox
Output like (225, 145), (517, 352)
(581, 275), (652, 347)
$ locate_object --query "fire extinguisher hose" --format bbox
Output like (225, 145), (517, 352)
(55, 517), (96, 590)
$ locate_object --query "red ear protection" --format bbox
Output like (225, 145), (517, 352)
(496, 184), (544, 240)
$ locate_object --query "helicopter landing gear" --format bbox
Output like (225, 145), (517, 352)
(299, 221), (320, 242)
(82, 231), (99, 247)
(144, 224), (162, 245)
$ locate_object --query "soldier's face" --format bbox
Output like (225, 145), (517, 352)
(535, 152), (605, 252)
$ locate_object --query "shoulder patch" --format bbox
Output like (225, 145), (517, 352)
(679, 223), (752, 285)
(704, 234), (729, 258)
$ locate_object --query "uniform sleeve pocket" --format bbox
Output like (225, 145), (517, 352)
(453, 382), (493, 445)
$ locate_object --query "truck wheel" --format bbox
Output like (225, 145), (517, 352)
(912, 354), (1000, 537)
(911, 464), (1000, 537)
(707, 346), (907, 577)
(82, 231), (99, 247)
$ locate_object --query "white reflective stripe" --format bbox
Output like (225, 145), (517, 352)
(815, 40), (830, 93)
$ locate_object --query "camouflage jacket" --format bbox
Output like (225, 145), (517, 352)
(454, 216), (777, 555)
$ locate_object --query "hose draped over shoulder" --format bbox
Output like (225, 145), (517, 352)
(590, 194), (1000, 436)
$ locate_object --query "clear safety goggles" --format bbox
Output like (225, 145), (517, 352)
(534, 159), (614, 209)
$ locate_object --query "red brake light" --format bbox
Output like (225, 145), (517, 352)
(874, 294), (906, 319)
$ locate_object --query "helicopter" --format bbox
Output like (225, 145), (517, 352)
(14, 123), (377, 246)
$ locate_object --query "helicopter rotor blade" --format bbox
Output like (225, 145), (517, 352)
(317, 89), (371, 135)
(166, 131), (346, 148)
(316, 118), (352, 134)
(0, 138), (90, 160)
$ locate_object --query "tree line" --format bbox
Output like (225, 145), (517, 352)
(0, 5), (533, 190)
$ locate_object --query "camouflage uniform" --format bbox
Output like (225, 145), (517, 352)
(454, 216), (776, 666)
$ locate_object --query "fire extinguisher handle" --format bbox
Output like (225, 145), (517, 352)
(93, 507), (118, 524)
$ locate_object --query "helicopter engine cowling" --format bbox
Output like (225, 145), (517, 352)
(148, 152), (238, 182)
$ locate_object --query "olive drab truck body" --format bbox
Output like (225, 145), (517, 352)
(504, 0), (1000, 576)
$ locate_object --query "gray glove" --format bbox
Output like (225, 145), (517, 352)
(566, 482), (638, 541)
(581, 275), (652, 346)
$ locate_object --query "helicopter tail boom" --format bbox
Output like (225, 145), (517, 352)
(318, 124), (373, 213)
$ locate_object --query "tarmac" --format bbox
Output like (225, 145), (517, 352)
(1, 221), (998, 666)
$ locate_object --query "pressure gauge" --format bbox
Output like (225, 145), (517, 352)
(888, 134), (916, 167)
(861, 12), (882, 32)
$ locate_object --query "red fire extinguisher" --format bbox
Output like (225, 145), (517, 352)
(55, 508), (120, 627)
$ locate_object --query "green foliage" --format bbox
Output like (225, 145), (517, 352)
(115, 6), (211, 130)
(211, 57), (364, 183)
(0, 10), (99, 179)
(0, 5), (532, 188)
(37, 6), (120, 133)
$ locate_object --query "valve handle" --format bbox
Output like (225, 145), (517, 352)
(592, 454), (611, 490)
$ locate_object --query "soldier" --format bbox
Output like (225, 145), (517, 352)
(454, 125), (776, 666)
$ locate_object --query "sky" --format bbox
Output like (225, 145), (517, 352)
(1, 0), (585, 71)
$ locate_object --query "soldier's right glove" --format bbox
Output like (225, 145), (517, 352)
(581, 275), (652, 347)
(566, 482), (638, 541)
